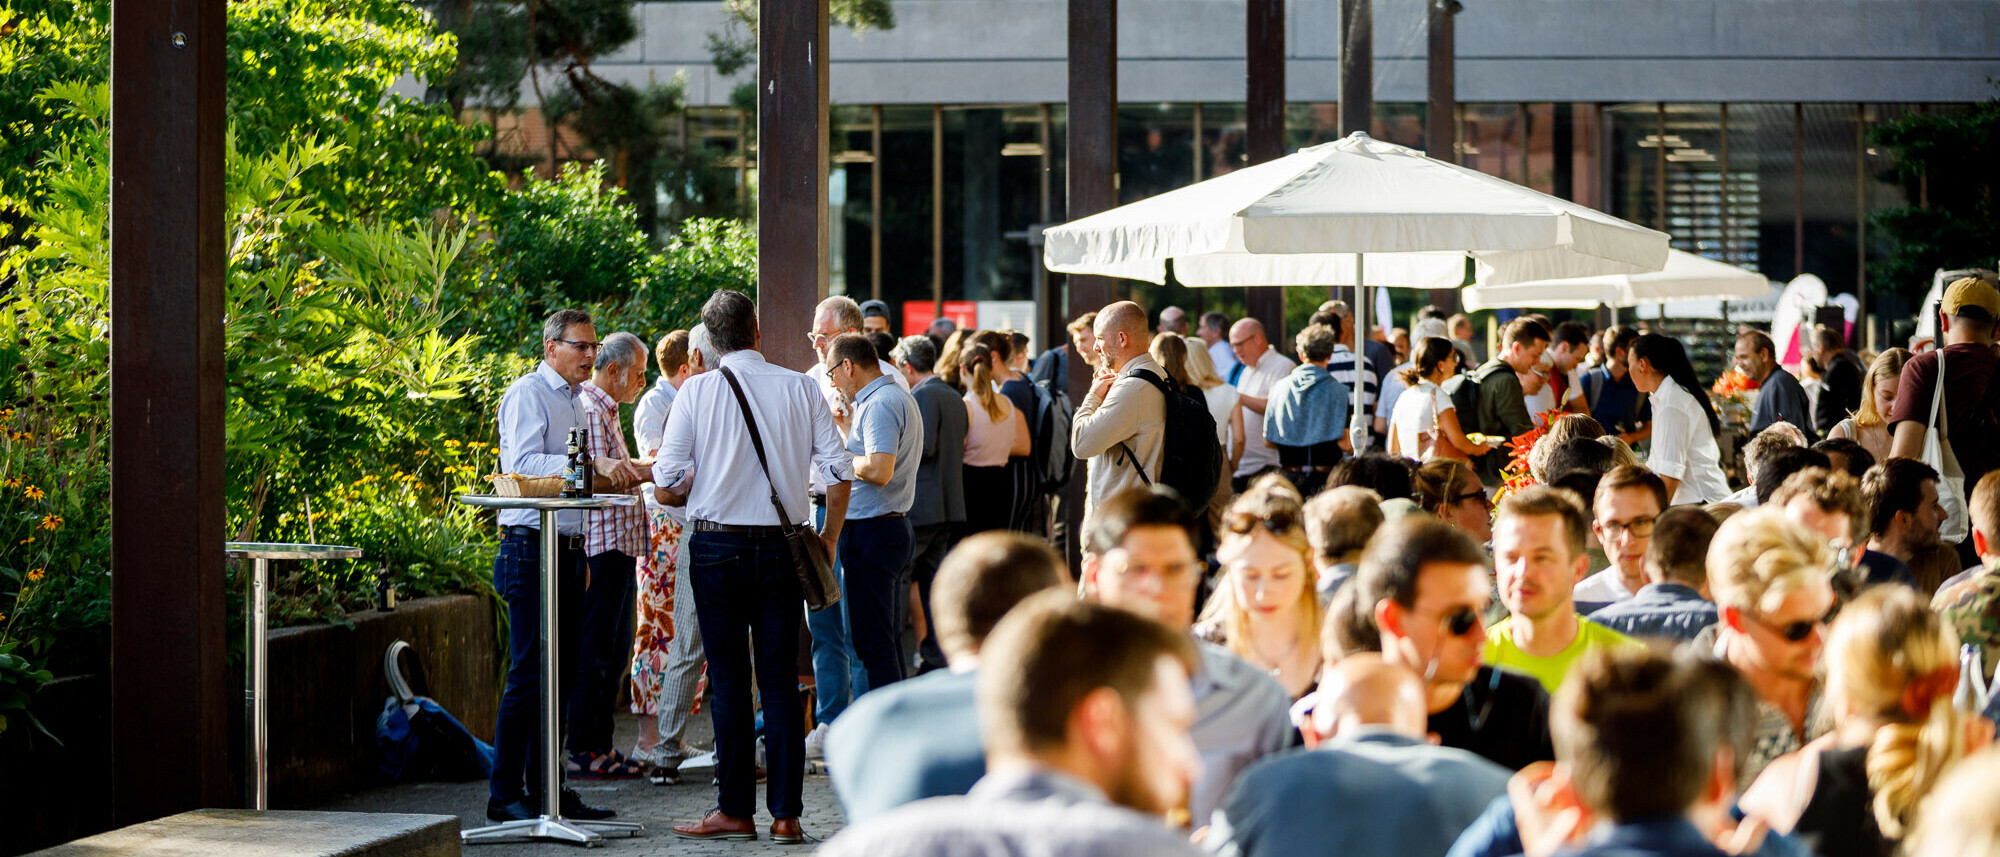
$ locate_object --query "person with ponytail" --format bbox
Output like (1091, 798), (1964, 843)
(974, 330), (1042, 533)
(1388, 337), (1492, 462)
(959, 338), (1031, 534)
(1741, 586), (1993, 857)
(1629, 333), (1730, 504)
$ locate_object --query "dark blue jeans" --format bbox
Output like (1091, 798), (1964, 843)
(839, 515), (915, 692)
(689, 530), (806, 820)
(568, 549), (637, 755)
(490, 532), (586, 803)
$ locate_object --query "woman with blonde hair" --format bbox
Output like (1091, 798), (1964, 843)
(1387, 337), (1490, 462)
(1827, 348), (1909, 463)
(959, 339), (1031, 534)
(1158, 333), (1246, 545)
(1195, 475), (1324, 700)
(936, 327), (972, 391)
(1742, 586), (1990, 857)
(1411, 458), (1491, 544)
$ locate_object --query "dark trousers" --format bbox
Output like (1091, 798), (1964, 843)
(689, 530), (806, 820)
(569, 549), (637, 754)
(490, 532), (586, 803)
(907, 522), (959, 671)
(839, 515), (916, 692)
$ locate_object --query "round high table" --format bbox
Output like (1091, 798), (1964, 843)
(224, 541), (364, 810)
(454, 493), (643, 847)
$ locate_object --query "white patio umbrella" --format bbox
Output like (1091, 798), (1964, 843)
(1043, 131), (1670, 438)
(1461, 249), (1770, 311)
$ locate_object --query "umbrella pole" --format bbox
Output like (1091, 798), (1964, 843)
(1353, 253), (1370, 450)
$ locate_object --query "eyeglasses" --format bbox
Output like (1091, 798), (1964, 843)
(806, 332), (833, 347)
(1102, 559), (1207, 584)
(552, 338), (601, 352)
(1436, 606), (1483, 637)
(1453, 488), (1488, 507)
(1600, 516), (1657, 538)
(1752, 608), (1836, 643)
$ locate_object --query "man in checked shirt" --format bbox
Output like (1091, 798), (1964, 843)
(570, 331), (655, 778)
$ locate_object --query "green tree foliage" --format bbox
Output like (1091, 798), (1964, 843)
(1867, 97), (2000, 297)
(0, 0), (108, 221)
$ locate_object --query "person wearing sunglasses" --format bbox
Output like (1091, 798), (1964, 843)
(1328, 517), (1555, 771)
(1413, 458), (1493, 546)
(1702, 507), (1836, 785)
(1485, 488), (1643, 695)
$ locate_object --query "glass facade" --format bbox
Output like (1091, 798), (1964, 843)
(642, 100), (1954, 335)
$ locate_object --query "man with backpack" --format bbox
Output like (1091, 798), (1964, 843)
(1071, 302), (1222, 530)
(1447, 318), (1548, 488)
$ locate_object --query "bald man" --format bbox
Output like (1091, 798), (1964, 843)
(1228, 318), (1296, 492)
(1070, 302), (1166, 532)
(1205, 655), (1511, 857)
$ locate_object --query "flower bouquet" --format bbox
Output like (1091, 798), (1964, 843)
(1710, 368), (1757, 430)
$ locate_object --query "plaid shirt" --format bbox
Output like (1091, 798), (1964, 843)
(579, 380), (647, 557)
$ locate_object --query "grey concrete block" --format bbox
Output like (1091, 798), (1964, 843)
(24, 810), (459, 857)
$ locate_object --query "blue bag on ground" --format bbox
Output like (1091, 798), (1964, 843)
(375, 640), (496, 782)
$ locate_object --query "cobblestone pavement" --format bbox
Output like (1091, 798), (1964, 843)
(309, 712), (847, 854)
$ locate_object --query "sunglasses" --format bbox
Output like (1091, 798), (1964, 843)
(1453, 488), (1488, 507)
(1754, 608), (1836, 643)
(1438, 606), (1482, 637)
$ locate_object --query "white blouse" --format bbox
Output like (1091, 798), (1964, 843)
(1391, 378), (1451, 460)
(1646, 375), (1731, 505)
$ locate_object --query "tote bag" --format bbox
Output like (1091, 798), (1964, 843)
(1921, 349), (1970, 544)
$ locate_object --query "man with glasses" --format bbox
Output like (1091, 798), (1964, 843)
(1485, 487), (1641, 694)
(484, 309), (619, 823)
(801, 296), (907, 759)
(1227, 318), (1296, 493)
(822, 333), (924, 698)
(1081, 486), (1290, 828)
(1330, 516), (1553, 770)
(1587, 506), (1721, 643)
(1702, 507), (1833, 783)
(1573, 466), (1668, 611)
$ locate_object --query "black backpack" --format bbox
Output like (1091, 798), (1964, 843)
(1119, 370), (1222, 512)
(1443, 362), (1505, 438)
(1030, 375), (1075, 494)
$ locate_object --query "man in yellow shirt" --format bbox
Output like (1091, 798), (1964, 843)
(1486, 486), (1641, 692)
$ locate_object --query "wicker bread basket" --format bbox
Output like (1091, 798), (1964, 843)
(487, 473), (564, 498)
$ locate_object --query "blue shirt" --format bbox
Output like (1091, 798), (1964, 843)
(1585, 367), (1651, 435)
(1451, 803), (1813, 857)
(1588, 583), (1718, 643)
(1206, 729), (1510, 857)
(825, 669), (984, 826)
(846, 374), (924, 518)
(496, 361), (586, 534)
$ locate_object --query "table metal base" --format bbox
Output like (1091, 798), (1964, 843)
(461, 816), (644, 847)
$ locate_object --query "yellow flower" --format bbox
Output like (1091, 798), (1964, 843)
(443, 439), (461, 449)
(25, 569), (44, 582)
(40, 515), (63, 531)
(0, 612), (8, 623)
(16, 538), (29, 545)
(415, 449), (430, 456)
(23, 485), (44, 500)
(2, 478), (17, 488)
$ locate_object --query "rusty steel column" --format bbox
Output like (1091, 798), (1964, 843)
(1245, 0), (1287, 344)
(1065, 0), (1117, 571)
(758, 0), (831, 371)
(110, 0), (232, 823)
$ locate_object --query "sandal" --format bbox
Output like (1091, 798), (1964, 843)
(566, 749), (645, 780)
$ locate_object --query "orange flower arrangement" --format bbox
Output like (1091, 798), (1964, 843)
(1711, 367), (1759, 396)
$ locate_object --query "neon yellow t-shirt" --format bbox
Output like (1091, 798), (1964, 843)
(1484, 617), (1642, 693)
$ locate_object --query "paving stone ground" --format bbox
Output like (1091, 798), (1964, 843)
(309, 712), (847, 854)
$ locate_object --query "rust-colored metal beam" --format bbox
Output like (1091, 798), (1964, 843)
(758, 0), (831, 371)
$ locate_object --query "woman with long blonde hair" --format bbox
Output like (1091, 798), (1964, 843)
(1742, 586), (1991, 857)
(959, 338), (1031, 534)
(1828, 348), (1909, 463)
(1195, 475), (1324, 700)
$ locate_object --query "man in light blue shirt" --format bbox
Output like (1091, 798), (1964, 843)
(485, 308), (617, 824)
(1206, 654), (1510, 857)
(826, 332), (924, 692)
(826, 531), (1069, 825)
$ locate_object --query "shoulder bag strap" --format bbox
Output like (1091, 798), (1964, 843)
(1930, 349), (1949, 440)
(719, 366), (800, 527)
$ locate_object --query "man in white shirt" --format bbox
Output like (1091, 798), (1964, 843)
(1200, 311), (1239, 376)
(1574, 466), (1668, 609)
(1549, 321), (1592, 414)
(633, 330), (693, 459)
(1228, 318), (1296, 492)
(654, 290), (853, 844)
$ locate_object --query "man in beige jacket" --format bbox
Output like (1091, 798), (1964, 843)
(1071, 301), (1166, 532)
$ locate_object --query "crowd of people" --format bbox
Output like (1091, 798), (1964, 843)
(480, 274), (2000, 857)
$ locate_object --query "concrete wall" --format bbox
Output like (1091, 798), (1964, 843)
(591, 0), (2000, 107)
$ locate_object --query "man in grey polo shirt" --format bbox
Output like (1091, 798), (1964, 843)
(825, 332), (925, 693)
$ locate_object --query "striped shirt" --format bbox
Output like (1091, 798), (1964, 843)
(1326, 345), (1379, 413)
(580, 380), (647, 557)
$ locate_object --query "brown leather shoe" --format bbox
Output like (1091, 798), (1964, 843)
(770, 817), (806, 844)
(672, 810), (756, 841)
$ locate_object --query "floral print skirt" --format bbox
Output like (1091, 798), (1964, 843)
(629, 505), (682, 715)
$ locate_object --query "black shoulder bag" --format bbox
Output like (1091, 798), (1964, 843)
(718, 367), (841, 612)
